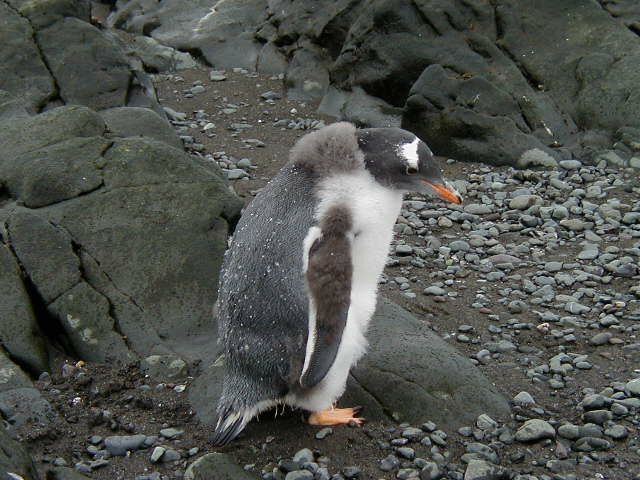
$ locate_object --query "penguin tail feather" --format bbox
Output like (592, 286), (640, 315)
(209, 406), (252, 446)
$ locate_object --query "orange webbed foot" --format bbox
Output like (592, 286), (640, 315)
(308, 406), (364, 426)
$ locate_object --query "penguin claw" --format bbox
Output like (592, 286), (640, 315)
(308, 407), (365, 426)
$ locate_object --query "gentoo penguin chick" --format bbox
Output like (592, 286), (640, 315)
(211, 122), (461, 445)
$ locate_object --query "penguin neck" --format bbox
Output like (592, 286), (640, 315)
(315, 169), (404, 236)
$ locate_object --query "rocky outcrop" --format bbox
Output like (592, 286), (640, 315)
(108, 0), (640, 166)
(0, 99), (242, 369)
(0, 0), (242, 444)
(189, 300), (510, 429)
(0, 0), (165, 113)
(107, 0), (268, 70)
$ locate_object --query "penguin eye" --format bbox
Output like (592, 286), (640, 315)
(406, 165), (418, 175)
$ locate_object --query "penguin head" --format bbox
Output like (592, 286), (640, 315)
(356, 128), (462, 204)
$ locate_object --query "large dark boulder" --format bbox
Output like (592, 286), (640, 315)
(403, 64), (560, 166)
(0, 2), (55, 111)
(346, 301), (509, 426)
(38, 18), (131, 110)
(0, 112), (242, 367)
(0, 350), (56, 429)
(108, 0), (268, 69)
(1, 0), (163, 114)
(1, 425), (41, 480)
(496, 0), (640, 133)
(189, 300), (509, 429)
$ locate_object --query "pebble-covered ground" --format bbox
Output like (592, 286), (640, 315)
(21, 66), (640, 480)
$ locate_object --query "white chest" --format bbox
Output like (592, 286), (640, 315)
(316, 171), (403, 322)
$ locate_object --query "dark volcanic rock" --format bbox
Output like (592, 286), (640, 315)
(0, 243), (48, 373)
(101, 107), (182, 148)
(403, 64), (559, 166)
(38, 18), (131, 110)
(46, 466), (92, 480)
(496, 1), (640, 132)
(0, 2), (55, 111)
(0, 5), (243, 374)
(2, 136), (108, 208)
(346, 300), (509, 426)
(0, 426), (40, 480)
(0, 104), (106, 162)
(0, 350), (55, 428)
(108, 0), (268, 69)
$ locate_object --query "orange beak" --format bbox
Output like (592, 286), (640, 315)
(421, 180), (462, 204)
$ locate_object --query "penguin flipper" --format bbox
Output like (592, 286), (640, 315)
(300, 206), (353, 389)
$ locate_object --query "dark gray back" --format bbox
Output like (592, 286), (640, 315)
(216, 163), (317, 390)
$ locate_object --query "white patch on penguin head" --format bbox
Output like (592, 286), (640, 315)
(397, 137), (421, 170)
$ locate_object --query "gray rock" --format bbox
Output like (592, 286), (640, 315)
(285, 44), (331, 101)
(380, 454), (400, 472)
(101, 107), (182, 149)
(498, 2), (640, 133)
(476, 414), (498, 431)
(49, 281), (134, 364)
(463, 459), (504, 480)
(323, 86), (402, 128)
(0, 425), (40, 480)
(513, 391), (535, 405)
(104, 435), (147, 456)
(626, 378), (640, 396)
(449, 240), (470, 252)
(150, 446), (165, 464)
(141, 355), (188, 380)
(285, 471), (314, 480)
(464, 204), (494, 215)
(210, 71), (228, 82)
(343, 466), (362, 479)
(0, 244), (48, 373)
(604, 424), (628, 439)
(345, 301), (509, 426)
(515, 419), (555, 442)
(466, 442), (499, 464)
(0, 350), (56, 427)
(559, 219), (589, 231)
(583, 410), (613, 425)
(110, 0), (267, 70)
(509, 195), (542, 210)
(559, 159), (582, 169)
(161, 449), (181, 462)
(184, 453), (255, 480)
(0, 105), (105, 167)
(227, 168), (248, 180)
(47, 466), (93, 480)
(0, 2), (55, 110)
(315, 427), (333, 439)
(517, 148), (558, 169)
(39, 18), (131, 110)
(590, 332), (613, 346)
(403, 63), (561, 167)
(160, 428), (184, 440)
(419, 462), (441, 480)
(292, 448), (313, 464)
(116, 32), (197, 72)
(423, 286), (446, 296)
